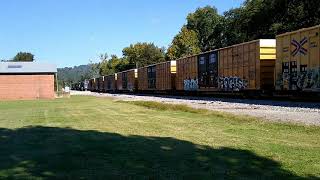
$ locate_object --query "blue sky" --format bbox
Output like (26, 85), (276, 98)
(0, 0), (244, 68)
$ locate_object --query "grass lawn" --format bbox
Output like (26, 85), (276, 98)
(0, 96), (319, 179)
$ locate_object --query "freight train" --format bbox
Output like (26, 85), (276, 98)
(80, 25), (320, 99)
(71, 80), (89, 91)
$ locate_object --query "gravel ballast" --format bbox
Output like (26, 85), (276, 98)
(71, 91), (320, 126)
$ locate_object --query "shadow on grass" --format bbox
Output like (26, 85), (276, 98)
(0, 126), (314, 179)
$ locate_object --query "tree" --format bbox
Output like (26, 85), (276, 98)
(13, 52), (34, 61)
(98, 53), (110, 76)
(114, 57), (130, 72)
(57, 64), (97, 87)
(167, 27), (201, 60)
(271, 0), (320, 34)
(222, 0), (320, 45)
(99, 54), (128, 76)
(186, 6), (224, 51)
(167, 1), (319, 53)
(88, 61), (100, 79)
(221, 7), (249, 46)
(122, 42), (165, 68)
(98, 43), (165, 75)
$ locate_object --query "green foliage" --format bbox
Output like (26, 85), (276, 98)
(98, 43), (165, 76)
(186, 6), (224, 52)
(166, 6), (224, 58)
(60, 1), (320, 84)
(98, 53), (110, 76)
(58, 64), (98, 87)
(222, 0), (320, 46)
(99, 54), (129, 76)
(222, 0), (280, 44)
(88, 61), (100, 79)
(168, 1), (320, 58)
(270, 0), (320, 34)
(13, 52), (34, 62)
(58, 52), (131, 86)
(122, 42), (165, 68)
(167, 27), (201, 60)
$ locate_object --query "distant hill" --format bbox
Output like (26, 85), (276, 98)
(58, 64), (99, 87)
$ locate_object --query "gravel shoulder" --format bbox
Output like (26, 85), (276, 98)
(71, 91), (320, 126)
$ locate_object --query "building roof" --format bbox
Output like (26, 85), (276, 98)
(0, 62), (57, 74)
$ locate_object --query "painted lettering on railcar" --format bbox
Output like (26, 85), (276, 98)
(218, 76), (247, 91)
(276, 68), (320, 91)
(184, 78), (199, 91)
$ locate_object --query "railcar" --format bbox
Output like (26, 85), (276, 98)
(98, 76), (104, 92)
(71, 81), (87, 91)
(94, 77), (99, 92)
(71, 83), (75, 90)
(82, 25), (320, 100)
(115, 69), (137, 92)
(88, 79), (95, 91)
(176, 39), (276, 94)
(138, 61), (176, 93)
(103, 74), (116, 92)
(275, 25), (320, 93)
(83, 79), (89, 91)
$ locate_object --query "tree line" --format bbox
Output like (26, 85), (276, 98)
(97, 43), (165, 76)
(96, 0), (320, 77)
(1, 52), (35, 62)
(167, 0), (320, 59)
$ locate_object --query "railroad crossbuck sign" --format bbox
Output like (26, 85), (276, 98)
(291, 37), (308, 56)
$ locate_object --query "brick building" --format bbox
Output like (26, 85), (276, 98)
(0, 62), (57, 100)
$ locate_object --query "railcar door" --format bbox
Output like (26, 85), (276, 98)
(198, 52), (219, 88)
(207, 52), (218, 87)
(147, 66), (156, 89)
(198, 54), (208, 87)
(95, 78), (99, 91)
(122, 72), (128, 89)
(107, 77), (111, 90)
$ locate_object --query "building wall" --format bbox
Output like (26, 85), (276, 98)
(0, 74), (55, 100)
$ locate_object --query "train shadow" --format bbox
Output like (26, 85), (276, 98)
(132, 93), (320, 109)
(0, 126), (314, 179)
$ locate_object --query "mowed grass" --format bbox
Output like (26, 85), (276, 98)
(0, 96), (319, 179)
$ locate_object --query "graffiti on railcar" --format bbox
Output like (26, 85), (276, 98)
(218, 76), (247, 91)
(127, 83), (135, 91)
(184, 78), (199, 91)
(276, 68), (320, 91)
(291, 37), (308, 56)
